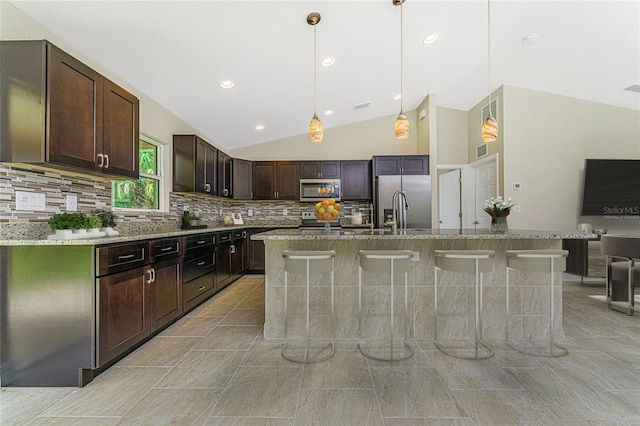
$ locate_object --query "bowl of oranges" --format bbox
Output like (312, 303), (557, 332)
(314, 198), (341, 222)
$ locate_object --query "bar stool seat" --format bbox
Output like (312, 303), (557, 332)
(506, 249), (569, 357)
(434, 250), (495, 359)
(282, 250), (335, 363)
(358, 250), (415, 361)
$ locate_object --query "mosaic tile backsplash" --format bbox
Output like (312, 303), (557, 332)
(0, 163), (372, 239)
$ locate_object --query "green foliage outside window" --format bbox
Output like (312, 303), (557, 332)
(112, 138), (161, 209)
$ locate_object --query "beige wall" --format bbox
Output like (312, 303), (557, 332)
(436, 106), (468, 165)
(230, 111), (418, 160)
(501, 85), (640, 233)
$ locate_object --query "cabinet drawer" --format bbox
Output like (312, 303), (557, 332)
(97, 241), (148, 276)
(232, 230), (247, 240)
(183, 249), (215, 282)
(185, 233), (215, 251)
(218, 231), (232, 243)
(149, 237), (181, 262)
(183, 274), (215, 305)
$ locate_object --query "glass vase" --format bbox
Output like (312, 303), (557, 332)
(491, 216), (508, 233)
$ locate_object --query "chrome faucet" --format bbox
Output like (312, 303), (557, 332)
(384, 190), (411, 234)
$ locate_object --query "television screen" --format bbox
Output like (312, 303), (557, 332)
(581, 159), (640, 217)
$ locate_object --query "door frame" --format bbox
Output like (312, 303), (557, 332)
(467, 153), (500, 228)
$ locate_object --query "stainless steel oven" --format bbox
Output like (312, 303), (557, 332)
(299, 178), (341, 202)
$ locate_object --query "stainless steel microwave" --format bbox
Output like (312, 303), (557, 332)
(299, 179), (341, 202)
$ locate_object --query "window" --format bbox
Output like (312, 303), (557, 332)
(112, 135), (163, 210)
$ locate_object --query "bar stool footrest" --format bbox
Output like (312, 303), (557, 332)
(358, 341), (414, 362)
(506, 340), (568, 358)
(434, 340), (495, 360)
(282, 341), (335, 363)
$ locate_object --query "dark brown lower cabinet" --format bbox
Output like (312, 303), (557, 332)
(147, 257), (182, 331)
(248, 228), (268, 273)
(98, 266), (149, 366)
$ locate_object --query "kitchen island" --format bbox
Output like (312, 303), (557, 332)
(252, 228), (593, 345)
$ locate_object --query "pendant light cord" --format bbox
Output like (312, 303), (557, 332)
(400, 1), (404, 114)
(313, 23), (318, 116)
(487, 0), (492, 119)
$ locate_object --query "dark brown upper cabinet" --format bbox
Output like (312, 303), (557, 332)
(232, 158), (253, 200)
(173, 135), (217, 196)
(341, 160), (372, 200)
(0, 40), (139, 178)
(372, 155), (429, 176)
(300, 161), (341, 179)
(253, 161), (300, 200)
(217, 150), (233, 198)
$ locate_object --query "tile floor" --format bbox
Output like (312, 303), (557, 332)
(2, 274), (639, 425)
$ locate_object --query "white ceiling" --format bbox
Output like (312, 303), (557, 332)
(8, 0), (640, 151)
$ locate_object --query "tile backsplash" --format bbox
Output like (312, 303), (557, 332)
(0, 163), (372, 239)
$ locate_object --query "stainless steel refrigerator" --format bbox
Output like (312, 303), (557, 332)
(376, 175), (432, 229)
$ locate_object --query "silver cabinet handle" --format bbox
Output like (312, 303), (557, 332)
(151, 268), (156, 283)
(198, 286), (206, 291)
(230, 245), (236, 254)
(205, 183), (211, 192)
(118, 254), (135, 259)
(97, 153), (104, 167)
(242, 231), (247, 238)
(104, 154), (109, 169)
(224, 188), (229, 196)
(197, 261), (206, 266)
(160, 246), (173, 252)
(197, 240), (206, 244)
(146, 269), (153, 284)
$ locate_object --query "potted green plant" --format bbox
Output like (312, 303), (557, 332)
(92, 208), (119, 235)
(182, 212), (202, 228)
(86, 215), (102, 233)
(48, 212), (88, 238)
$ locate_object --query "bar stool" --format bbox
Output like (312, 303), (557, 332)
(358, 250), (415, 361)
(505, 250), (569, 357)
(434, 250), (495, 359)
(282, 250), (335, 363)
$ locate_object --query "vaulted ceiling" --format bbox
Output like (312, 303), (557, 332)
(8, 1), (640, 151)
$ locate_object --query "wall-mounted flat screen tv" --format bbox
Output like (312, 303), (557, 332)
(581, 159), (640, 217)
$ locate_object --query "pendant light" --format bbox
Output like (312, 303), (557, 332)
(393, 0), (409, 139)
(307, 12), (323, 143)
(481, 0), (499, 142)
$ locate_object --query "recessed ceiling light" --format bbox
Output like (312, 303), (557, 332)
(522, 33), (539, 46)
(219, 80), (235, 89)
(323, 110), (334, 116)
(423, 33), (439, 44)
(321, 57), (335, 67)
(393, 94), (402, 101)
(254, 124), (265, 131)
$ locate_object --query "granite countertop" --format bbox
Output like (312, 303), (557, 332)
(0, 224), (298, 246)
(251, 228), (597, 240)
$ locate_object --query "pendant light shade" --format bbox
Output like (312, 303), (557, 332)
(395, 113), (409, 139)
(394, 0), (409, 140)
(309, 113), (323, 142)
(483, 0), (498, 142)
(481, 116), (498, 142)
(307, 12), (323, 143)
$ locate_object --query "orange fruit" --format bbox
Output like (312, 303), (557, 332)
(333, 203), (341, 211)
(323, 212), (332, 220)
(321, 200), (330, 207)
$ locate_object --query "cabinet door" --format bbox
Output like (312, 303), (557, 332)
(217, 243), (233, 289)
(300, 161), (320, 178)
(373, 156), (402, 176)
(47, 44), (103, 173)
(401, 155), (429, 175)
(276, 161), (300, 200)
(98, 266), (148, 366)
(217, 151), (233, 198)
(148, 257), (182, 332)
(103, 79), (139, 178)
(320, 161), (341, 178)
(196, 137), (216, 195)
(249, 229), (267, 273)
(253, 161), (277, 200)
(233, 159), (253, 200)
(341, 160), (372, 200)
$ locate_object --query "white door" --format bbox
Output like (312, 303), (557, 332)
(438, 169), (461, 229)
(473, 158), (498, 229)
